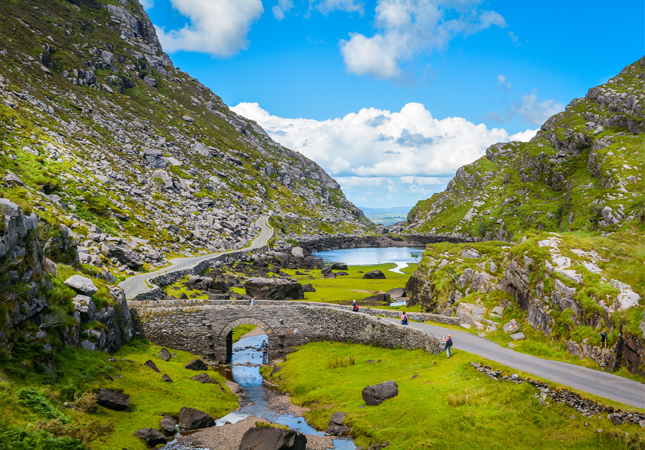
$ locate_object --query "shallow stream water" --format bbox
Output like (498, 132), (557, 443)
(165, 334), (356, 449)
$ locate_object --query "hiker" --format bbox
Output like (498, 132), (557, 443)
(250, 297), (257, 307)
(443, 335), (453, 358)
(352, 300), (359, 312)
(401, 311), (409, 326)
(260, 340), (268, 364)
(600, 330), (608, 349)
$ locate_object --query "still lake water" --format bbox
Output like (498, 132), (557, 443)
(313, 247), (424, 273)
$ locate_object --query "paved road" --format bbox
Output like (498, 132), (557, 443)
(385, 318), (645, 409)
(119, 216), (273, 299)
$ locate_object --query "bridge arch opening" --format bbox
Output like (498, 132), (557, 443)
(219, 318), (274, 363)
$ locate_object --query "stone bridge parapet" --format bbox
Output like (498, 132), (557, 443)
(128, 300), (443, 362)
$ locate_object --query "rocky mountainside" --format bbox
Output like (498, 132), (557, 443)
(403, 57), (644, 239)
(402, 58), (645, 376)
(0, 0), (370, 278)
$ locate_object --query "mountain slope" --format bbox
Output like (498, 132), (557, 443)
(402, 58), (645, 377)
(404, 57), (644, 240)
(0, 0), (370, 278)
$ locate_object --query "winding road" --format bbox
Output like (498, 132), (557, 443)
(119, 215), (273, 299)
(385, 318), (645, 409)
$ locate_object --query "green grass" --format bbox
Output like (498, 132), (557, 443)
(282, 263), (417, 304)
(163, 275), (208, 300)
(268, 342), (644, 450)
(232, 324), (257, 344)
(0, 340), (238, 450)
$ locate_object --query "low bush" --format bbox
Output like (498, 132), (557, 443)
(326, 355), (355, 369)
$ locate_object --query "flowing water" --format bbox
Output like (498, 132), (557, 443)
(314, 246), (424, 306)
(165, 334), (356, 449)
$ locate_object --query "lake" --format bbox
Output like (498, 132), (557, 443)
(313, 246), (424, 273)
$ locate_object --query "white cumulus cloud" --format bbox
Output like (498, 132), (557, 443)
(155, 0), (264, 57)
(512, 90), (565, 126)
(313, 0), (365, 15)
(340, 0), (506, 80)
(273, 0), (294, 21)
(232, 101), (535, 179)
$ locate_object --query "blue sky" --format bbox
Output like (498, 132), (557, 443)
(143, 0), (644, 209)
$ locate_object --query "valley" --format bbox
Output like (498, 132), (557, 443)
(0, 0), (642, 449)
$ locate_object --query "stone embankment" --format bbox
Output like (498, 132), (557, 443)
(128, 300), (444, 362)
(471, 362), (645, 427)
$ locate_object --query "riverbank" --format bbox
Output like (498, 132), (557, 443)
(267, 341), (645, 450)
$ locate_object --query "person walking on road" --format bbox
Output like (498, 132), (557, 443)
(600, 330), (608, 349)
(401, 311), (409, 326)
(260, 340), (268, 364)
(352, 300), (359, 312)
(443, 335), (453, 358)
(250, 297), (257, 307)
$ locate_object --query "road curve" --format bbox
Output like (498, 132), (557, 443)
(119, 215), (273, 299)
(385, 318), (645, 409)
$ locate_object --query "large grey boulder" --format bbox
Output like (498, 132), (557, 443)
(159, 348), (172, 361)
(108, 244), (143, 268)
(97, 388), (130, 411)
(244, 277), (304, 300)
(64, 275), (98, 296)
(363, 270), (385, 280)
(185, 359), (209, 371)
(239, 426), (307, 450)
(179, 407), (215, 429)
(160, 416), (177, 433)
(503, 319), (520, 333)
(326, 411), (350, 436)
(135, 428), (167, 446)
(362, 381), (398, 406)
(73, 295), (96, 322)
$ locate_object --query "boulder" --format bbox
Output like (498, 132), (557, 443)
(178, 406), (215, 429)
(461, 248), (481, 259)
(291, 246), (304, 258)
(321, 266), (332, 275)
(331, 263), (348, 270)
(503, 319), (520, 333)
(143, 360), (160, 372)
(109, 244), (144, 268)
(239, 426), (307, 450)
(244, 277), (304, 300)
(362, 381), (398, 406)
(374, 225), (389, 235)
(184, 359), (209, 371)
(162, 374), (173, 382)
(302, 284), (316, 293)
(189, 373), (226, 392)
(160, 416), (177, 433)
(510, 332), (526, 340)
(363, 270), (386, 280)
(326, 411), (350, 436)
(72, 295), (96, 322)
(97, 388), (130, 411)
(159, 348), (172, 361)
(362, 293), (391, 303)
(135, 428), (167, 446)
(64, 275), (98, 296)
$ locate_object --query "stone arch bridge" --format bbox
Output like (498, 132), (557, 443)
(128, 300), (443, 362)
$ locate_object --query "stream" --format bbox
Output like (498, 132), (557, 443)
(165, 333), (356, 449)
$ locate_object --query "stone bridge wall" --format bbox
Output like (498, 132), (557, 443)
(128, 300), (443, 362)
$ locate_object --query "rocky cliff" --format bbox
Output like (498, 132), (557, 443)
(0, 0), (370, 279)
(403, 58), (645, 376)
(0, 0), (370, 357)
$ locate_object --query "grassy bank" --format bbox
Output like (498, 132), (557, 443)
(282, 263), (417, 304)
(267, 342), (643, 450)
(0, 339), (238, 449)
(232, 324), (258, 343)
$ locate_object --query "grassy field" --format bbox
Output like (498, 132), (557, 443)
(281, 263), (417, 304)
(266, 342), (644, 450)
(0, 339), (238, 450)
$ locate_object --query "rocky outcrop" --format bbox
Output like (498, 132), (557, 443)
(178, 407), (215, 430)
(326, 411), (351, 436)
(97, 388), (130, 411)
(244, 278), (305, 300)
(135, 428), (168, 446)
(362, 381), (399, 406)
(239, 426), (307, 450)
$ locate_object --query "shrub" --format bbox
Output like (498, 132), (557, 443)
(16, 387), (70, 423)
(35, 418), (115, 447)
(0, 422), (84, 450)
(74, 391), (98, 413)
(326, 356), (355, 369)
